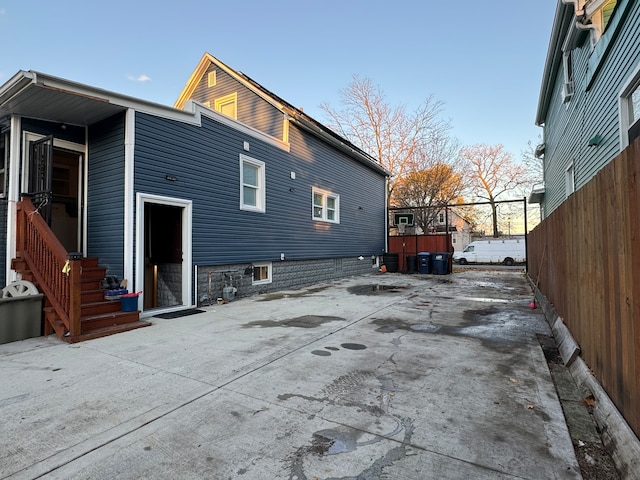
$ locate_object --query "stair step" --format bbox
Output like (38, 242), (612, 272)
(82, 289), (107, 303)
(81, 258), (99, 268)
(81, 301), (123, 317)
(80, 310), (143, 331)
(63, 321), (152, 343)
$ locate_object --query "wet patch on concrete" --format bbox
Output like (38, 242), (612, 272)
(308, 344), (366, 356)
(311, 350), (331, 356)
(347, 284), (409, 295)
(256, 285), (330, 301)
(372, 304), (543, 351)
(341, 343), (367, 350)
(242, 315), (344, 328)
(287, 417), (415, 480)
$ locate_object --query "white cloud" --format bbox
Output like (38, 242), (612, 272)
(127, 74), (151, 83)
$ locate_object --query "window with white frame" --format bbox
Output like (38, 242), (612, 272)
(562, 50), (574, 103)
(252, 262), (272, 285)
(586, 0), (618, 43)
(565, 162), (575, 198)
(240, 154), (265, 213)
(312, 188), (339, 223)
(215, 93), (237, 119)
(619, 67), (640, 149)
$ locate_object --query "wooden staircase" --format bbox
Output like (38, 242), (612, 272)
(13, 197), (151, 343)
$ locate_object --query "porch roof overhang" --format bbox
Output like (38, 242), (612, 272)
(0, 71), (181, 127)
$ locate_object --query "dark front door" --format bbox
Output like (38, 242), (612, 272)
(26, 137), (83, 252)
(27, 136), (54, 225)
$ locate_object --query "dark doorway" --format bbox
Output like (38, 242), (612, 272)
(144, 203), (183, 309)
(50, 149), (82, 252)
(26, 138), (83, 252)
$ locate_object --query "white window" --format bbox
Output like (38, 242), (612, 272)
(215, 93), (237, 119)
(207, 70), (217, 87)
(240, 154), (265, 213)
(312, 188), (340, 223)
(565, 162), (575, 198)
(619, 65), (640, 149)
(586, 0), (618, 43)
(252, 262), (272, 285)
(562, 50), (574, 103)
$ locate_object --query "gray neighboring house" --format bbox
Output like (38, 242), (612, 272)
(531, 0), (640, 215)
(0, 52), (388, 324)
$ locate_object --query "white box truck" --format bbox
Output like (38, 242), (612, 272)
(453, 239), (526, 266)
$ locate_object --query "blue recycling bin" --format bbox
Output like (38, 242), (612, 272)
(432, 252), (451, 275)
(417, 252), (432, 274)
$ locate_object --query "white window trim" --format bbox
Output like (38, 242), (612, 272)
(565, 162), (576, 198)
(619, 62), (640, 150)
(252, 262), (272, 285)
(312, 188), (340, 223)
(135, 192), (193, 315)
(561, 46), (574, 104)
(207, 70), (217, 87)
(215, 92), (237, 120)
(240, 154), (266, 213)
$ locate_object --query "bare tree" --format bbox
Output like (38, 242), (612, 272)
(460, 144), (531, 237)
(393, 164), (464, 232)
(320, 75), (453, 206)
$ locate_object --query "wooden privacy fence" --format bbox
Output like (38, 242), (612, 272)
(388, 234), (451, 272)
(528, 139), (640, 439)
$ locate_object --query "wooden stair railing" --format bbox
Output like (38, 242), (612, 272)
(13, 196), (151, 342)
(15, 196), (81, 338)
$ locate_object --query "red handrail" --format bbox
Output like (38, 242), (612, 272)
(15, 197), (81, 337)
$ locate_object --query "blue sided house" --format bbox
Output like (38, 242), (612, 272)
(532, 0), (640, 216)
(0, 53), (388, 342)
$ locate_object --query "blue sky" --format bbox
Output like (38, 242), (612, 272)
(0, 0), (557, 160)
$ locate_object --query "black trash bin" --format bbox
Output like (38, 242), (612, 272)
(382, 253), (399, 272)
(417, 252), (432, 274)
(406, 255), (417, 273)
(432, 252), (451, 275)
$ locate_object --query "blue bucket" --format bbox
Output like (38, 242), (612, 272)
(121, 293), (140, 312)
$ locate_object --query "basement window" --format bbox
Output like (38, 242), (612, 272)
(252, 262), (272, 285)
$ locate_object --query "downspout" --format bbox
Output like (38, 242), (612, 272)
(5, 115), (21, 284)
(384, 176), (389, 254)
(123, 109), (135, 295)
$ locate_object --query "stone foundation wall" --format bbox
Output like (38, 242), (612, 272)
(196, 257), (377, 306)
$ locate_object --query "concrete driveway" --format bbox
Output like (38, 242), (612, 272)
(0, 269), (581, 479)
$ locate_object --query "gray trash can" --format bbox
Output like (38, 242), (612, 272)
(0, 281), (43, 344)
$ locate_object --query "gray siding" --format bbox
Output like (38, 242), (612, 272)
(543, 0), (640, 216)
(134, 111), (386, 267)
(87, 113), (126, 279)
(191, 65), (284, 140)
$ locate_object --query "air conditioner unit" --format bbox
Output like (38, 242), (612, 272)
(563, 81), (575, 102)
